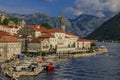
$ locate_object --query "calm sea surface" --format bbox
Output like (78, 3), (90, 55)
(20, 42), (120, 80)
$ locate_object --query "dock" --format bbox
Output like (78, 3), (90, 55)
(0, 46), (108, 80)
(1, 57), (45, 80)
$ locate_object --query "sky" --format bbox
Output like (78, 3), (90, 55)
(0, 0), (120, 17)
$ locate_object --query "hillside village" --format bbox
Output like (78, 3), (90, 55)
(0, 13), (96, 61)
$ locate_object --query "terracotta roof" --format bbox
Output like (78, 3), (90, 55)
(2, 25), (18, 29)
(28, 25), (48, 32)
(77, 39), (96, 42)
(66, 32), (77, 37)
(48, 28), (63, 33)
(89, 40), (96, 42)
(11, 33), (17, 37)
(0, 30), (8, 36)
(0, 36), (21, 42)
(31, 37), (45, 43)
(65, 36), (69, 38)
(39, 33), (54, 38)
(31, 33), (54, 43)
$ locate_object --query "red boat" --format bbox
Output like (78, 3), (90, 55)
(45, 60), (55, 71)
(46, 65), (54, 71)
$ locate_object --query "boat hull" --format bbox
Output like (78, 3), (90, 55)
(46, 65), (54, 71)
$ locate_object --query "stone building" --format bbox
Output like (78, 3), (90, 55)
(0, 25), (19, 36)
(17, 25), (48, 38)
(16, 13), (96, 54)
(8, 20), (16, 26)
(17, 20), (26, 28)
(76, 39), (95, 50)
(0, 36), (22, 60)
(28, 37), (50, 52)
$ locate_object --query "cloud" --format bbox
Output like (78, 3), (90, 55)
(65, 0), (120, 17)
(107, 0), (120, 12)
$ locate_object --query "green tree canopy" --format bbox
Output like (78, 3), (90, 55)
(9, 18), (19, 25)
(2, 18), (9, 25)
(41, 23), (53, 29)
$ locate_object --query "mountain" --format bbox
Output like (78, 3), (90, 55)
(86, 12), (120, 40)
(70, 14), (107, 37)
(6, 12), (108, 37)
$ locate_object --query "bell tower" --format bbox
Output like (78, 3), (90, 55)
(60, 13), (66, 32)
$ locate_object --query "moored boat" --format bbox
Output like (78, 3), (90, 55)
(46, 65), (54, 71)
(45, 59), (55, 71)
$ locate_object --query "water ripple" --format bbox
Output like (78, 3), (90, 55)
(20, 42), (120, 80)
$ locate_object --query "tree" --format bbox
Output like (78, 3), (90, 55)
(91, 43), (96, 47)
(41, 23), (53, 29)
(2, 18), (9, 25)
(9, 18), (18, 25)
(89, 43), (96, 52)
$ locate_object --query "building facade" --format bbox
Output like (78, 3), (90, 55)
(16, 14), (96, 54)
(0, 25), (19, 36)
(0, 36), (22, 60)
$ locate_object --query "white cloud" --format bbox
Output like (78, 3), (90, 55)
(65, 0), (120, 17)
(65, 7), (83, 16)
(107, 0), (120, 12)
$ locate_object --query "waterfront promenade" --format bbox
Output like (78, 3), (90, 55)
(0, 47), (107, 80)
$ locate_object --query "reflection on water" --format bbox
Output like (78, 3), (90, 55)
(20, 42), (120, 80)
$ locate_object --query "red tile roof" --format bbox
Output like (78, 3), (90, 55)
(66, 32), (77, 37)
(77, 39), (96, 42)
(0, 30), (8, 36)
(0, 36), (21, 42)
(39, 33), (54, 38)
(31, 37), (45, 43)
(89, 40), (96, 42)
(2, 25), (18, 29)
(65, 36), (69, 38)
(31, 33), (55, 43)
(48, 28), (63, 33)
(11, 33), (17, 37)
(28, 25), (48, 32)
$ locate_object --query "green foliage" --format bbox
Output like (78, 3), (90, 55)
(91, 43), (96, 47)
(89, 43), (96, 52)
(37, 51), (47, 56)
(0, 18), (19, 25)
(88, 47), (94, 53)
(37, 51), (43, 56)
(9, 18), (19, 25)
(2, 18), (9, 25)
(41, 23), (53, 29)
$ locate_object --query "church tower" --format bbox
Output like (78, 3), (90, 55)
(60, 13), (66, 32)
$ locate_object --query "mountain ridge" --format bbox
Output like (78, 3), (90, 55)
(0, 11), (109, 37)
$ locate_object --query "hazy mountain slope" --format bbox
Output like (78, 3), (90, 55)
(86, 12), (120, 40)
(7, 12), (107, 37)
